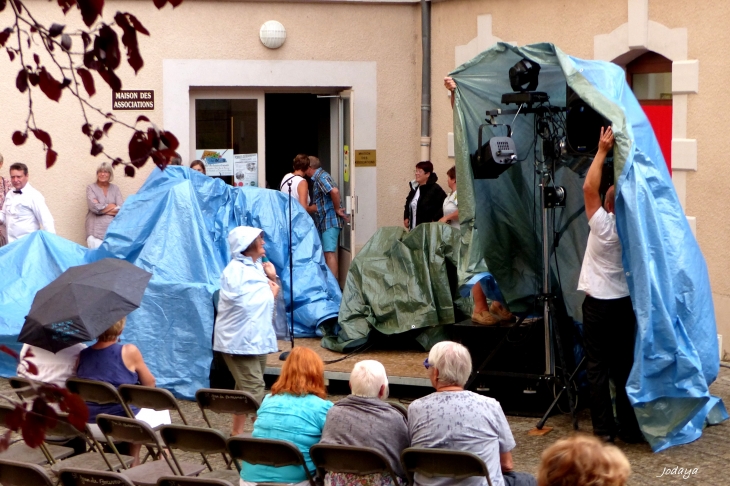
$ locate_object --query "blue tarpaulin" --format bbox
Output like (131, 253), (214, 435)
(0, 167), (341, 398)
(450, 42), (726, 451)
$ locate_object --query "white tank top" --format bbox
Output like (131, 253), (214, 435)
(280, 173), (310, 205)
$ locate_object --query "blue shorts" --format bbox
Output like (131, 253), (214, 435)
(320, 227), (340, 253)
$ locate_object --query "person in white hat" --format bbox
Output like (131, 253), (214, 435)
(214, 225), (280, 436)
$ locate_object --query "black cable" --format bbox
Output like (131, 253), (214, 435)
(323, 341), (374, 364)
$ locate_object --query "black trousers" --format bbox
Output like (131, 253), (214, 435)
(582, 295), (641, 438)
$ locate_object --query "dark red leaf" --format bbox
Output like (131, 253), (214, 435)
(61, 33), (72, 51)
(112, 157), (123, 167)
(32, 397), (58, 429)
(115, 13), (143, 74)
(22, 413), (46, 448)
(103, 122), (113, 134)
(81, 31), (91, 49)
(6, 405), (24, 431)
(0, 430), (12, 454)
(78, 0), (104, 27)
(152, 0), (166, 9)
(0, 344), (19, 360)
(25, 348), (34, 358)
(93, 129), (103, 140)
(81, 123), (92, 136)
(94, 25), (120, 70)
(11, 131), (27, 145)
(160, 131), (179, 151)
(98, 67), (121, 91)
(124, 165), (135, 177)
(28, 72), (39, 86)
(57, 0), (76, 14)
(30, 26), (37, 34)
(76, 68), (95, 97)
(128, 130), (151, 167)
(38, 67), (63, 102)
(46, 149), (58, 169)
(31, 128), (52, 148)
(136, 115), (149, 124)
(127, 13), (149, 35)
(25, 359), (39, 375)
(0, 0), (6, 13)
(168, 0), (182, 7)
(90, 142), (103, 156)
(61, 77), (71, 88)
(59, 390), (88, 431)
(33, 53), (40, 65)
(7, 48), (15, 61)
(15, 68), (27, 92)
(49, 23), (65, 38)
(0, 28), (12, 47)
(11, 0), (21, 13)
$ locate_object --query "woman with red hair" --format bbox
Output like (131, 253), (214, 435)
(240, 346), (332, 485)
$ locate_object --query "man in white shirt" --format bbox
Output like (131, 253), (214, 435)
(578, 127), (642, 444)
(0, 162), (55, 243)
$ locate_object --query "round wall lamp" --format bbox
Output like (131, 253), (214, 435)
(259, 21), (287, 49)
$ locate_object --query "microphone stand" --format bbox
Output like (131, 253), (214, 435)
(279, 179), (296, 360)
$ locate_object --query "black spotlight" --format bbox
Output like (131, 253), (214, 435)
(471, 127), (518, 179)
(509, 59), (541, 92)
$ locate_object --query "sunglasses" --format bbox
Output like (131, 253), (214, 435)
(423, 358), (431, 370)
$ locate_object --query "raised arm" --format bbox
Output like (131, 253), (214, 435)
(445, 76), (456, 109)
(583, 126), (614, 221)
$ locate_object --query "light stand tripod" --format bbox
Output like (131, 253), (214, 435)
(279, 179), (296, 361)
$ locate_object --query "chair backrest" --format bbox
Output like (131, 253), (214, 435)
(96, 414), (178, 473)
(8, 376), (36, 402)
(401, 448), (492, 486)
(0, 458), (54, 486)
(226, 437), (315, 485)
(159, 425), (233, 474)
(58, 467), (136, 486)
(119, 385), (188, 424)
(195, 388), (259, 428)
(389, 402), (408, 419)
(157, 477), (233, 486)
(310, 444), (400, 485)
(66, 378), (133, 417)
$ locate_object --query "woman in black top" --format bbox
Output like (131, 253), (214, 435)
(403, 161), (447, 230)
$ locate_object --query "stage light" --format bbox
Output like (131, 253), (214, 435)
(471, 136), (517, 179)
(509, 59), (541, 92)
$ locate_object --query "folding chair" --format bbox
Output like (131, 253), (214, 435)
(66, 377), (135, 442)
(0, 404), (74, 466)
(195, 388), (259, 430)
(8, 376), (35, 402)
(0, 458), (54, 486)
(58, 467), (137, 486)
(226, 436), (316, 486)
(310, 444), (401, 485)
(119, 385), (188, 425)
(96, 414), (206, 486)
(159, 424), (240, 485)
(400, 448), (493, 486)
(389, 402), (408, 419)
(157, 478), (234, 486)
(47, 414), (134, 476)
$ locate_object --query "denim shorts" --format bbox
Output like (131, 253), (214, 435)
(320, 227), (340, 253)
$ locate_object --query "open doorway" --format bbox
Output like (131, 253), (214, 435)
(264, 93), (331, 190)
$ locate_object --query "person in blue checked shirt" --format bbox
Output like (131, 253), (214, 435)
(306, 156), (349, 278)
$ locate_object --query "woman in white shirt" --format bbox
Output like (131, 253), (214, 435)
(439, 166), (459, 229)
(280, 154), (317, 215)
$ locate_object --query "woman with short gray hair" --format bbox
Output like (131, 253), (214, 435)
(85, 162), (123, 248)
(409, 341), (536, 486)
(320, 360), (409, 485)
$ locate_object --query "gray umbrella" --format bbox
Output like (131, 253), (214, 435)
(18, 258), (152, 353)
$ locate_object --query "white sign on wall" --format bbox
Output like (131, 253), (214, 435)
(234, 154), (258, 187)
(195, 149), (233, 177)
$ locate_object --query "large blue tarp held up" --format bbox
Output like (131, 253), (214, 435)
(0, 167), (341, 399)
(450, 43), (726, 451)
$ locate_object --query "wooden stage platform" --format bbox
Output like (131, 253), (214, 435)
(265, 338), (431, 387)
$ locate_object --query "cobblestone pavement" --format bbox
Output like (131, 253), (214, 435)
(2, 366), (728, 485)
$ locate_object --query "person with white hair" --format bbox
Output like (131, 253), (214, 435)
(214, 226), (280, 436)
(409, 341), (536, 486)
(85, 161), (123, 248)
(319, 360), (409, 485)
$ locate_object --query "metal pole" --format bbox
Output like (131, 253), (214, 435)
(541, 171), (554, 376)
(420, 0), (431, 161)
